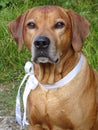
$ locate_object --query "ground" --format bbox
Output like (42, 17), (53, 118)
(0, 84), (28, 130)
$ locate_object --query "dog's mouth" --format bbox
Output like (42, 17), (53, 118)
(37, 57), (49, 63)
(33, 55), (60, 64)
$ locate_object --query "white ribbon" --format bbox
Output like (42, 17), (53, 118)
(16, 55), (83, 128)
(16, 62), (38, 128)
(42, 55), (83, 89)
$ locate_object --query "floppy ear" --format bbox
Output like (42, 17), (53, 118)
(8, 11), (28, 51)
(67, 10), (90, 52)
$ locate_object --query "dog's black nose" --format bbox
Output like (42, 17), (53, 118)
(34, 36), (50, 49)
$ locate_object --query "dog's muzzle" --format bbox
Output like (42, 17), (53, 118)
(32, 36), (60, 64)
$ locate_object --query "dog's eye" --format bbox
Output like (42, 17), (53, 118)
(54, 22), (65, 29)
(27, 22), (36, 29)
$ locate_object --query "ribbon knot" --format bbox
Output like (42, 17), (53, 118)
(24, 61), (34, 74)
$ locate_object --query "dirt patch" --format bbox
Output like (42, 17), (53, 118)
(0, 116), (28, 130)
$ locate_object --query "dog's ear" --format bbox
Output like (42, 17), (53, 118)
(67, 10), (90, 52)
(8, 11), (28, 51)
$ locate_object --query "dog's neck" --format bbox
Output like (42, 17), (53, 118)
(34, 49), (80, 84)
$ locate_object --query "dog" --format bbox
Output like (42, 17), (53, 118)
(8, 5), (98, 130)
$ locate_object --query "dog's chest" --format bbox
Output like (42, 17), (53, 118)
(27, 86), (82, 129)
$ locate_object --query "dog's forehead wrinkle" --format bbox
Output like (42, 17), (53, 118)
(27, 6), (67, 21)
(32, 5), (60, 12)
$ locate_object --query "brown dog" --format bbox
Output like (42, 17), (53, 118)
(8, 6), (98, 130)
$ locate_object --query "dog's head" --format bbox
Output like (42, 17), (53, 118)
(8, 6), (90, 64)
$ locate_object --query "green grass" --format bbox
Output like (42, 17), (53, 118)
(0, 0), (98, 115)
(0, 83), (18, 116)
(0, 0), (98, 84)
